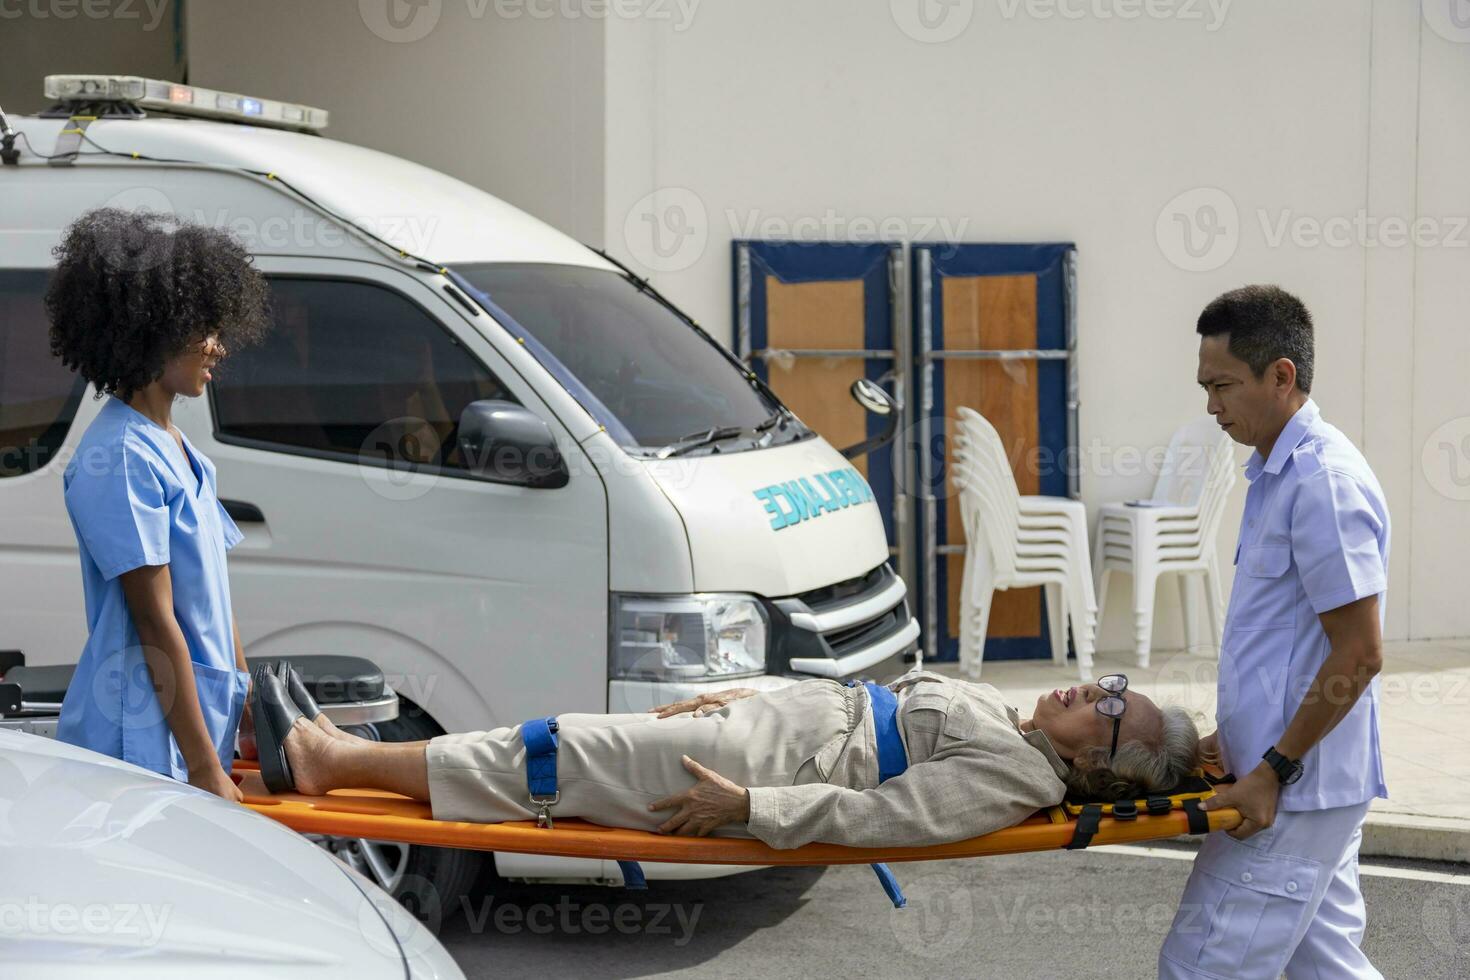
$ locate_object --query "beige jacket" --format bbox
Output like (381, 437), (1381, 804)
(745, 670), (1070, 850)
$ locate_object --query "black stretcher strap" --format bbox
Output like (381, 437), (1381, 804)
(1065, 804), (1104, 850)
(1182, 797), (1210, 835)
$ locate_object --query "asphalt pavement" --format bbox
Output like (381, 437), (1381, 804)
(434, 842), (1469, 979)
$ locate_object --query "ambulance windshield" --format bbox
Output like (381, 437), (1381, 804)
(453, 263), (810, 455)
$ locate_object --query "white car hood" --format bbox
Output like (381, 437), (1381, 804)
(644, 436), (889, 597)
(0, 730), (409, 978)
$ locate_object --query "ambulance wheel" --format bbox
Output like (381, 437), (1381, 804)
(318, 698), (483, 929)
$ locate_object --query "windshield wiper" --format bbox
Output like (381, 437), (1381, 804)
(655, 425), (747, 459)
(755, 408), (793, 432)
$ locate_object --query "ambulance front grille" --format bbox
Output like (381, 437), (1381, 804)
(776, 563), (916, 665)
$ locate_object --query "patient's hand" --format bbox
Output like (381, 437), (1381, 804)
(649, 687), (759, 718)
(647, 756), (750, 835)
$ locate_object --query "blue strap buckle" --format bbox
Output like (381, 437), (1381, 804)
(521, 716), (561, 828)
(521, 715), (648, 887)
(848, 679), (910, 909)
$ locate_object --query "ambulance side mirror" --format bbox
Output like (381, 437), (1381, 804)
(838, 378), (900, 460)
(457, 400), (569, 489)
(850, 377), (895, 416)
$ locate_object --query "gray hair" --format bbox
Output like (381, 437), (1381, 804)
(1064, 705), (1201, 802)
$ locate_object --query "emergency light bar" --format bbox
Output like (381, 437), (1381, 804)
(43, 74), (328, 133)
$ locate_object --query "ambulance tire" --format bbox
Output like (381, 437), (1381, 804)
(345, 699), (484, 929)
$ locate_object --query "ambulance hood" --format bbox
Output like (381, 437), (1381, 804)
(643, 435), (890, 597)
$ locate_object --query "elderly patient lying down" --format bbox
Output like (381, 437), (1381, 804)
(251, 665), (1200, 850)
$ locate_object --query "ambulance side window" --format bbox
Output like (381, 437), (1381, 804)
(211, 277), (512, 471)
(0, 270), (87, 478)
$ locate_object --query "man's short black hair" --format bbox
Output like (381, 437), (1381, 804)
(46, 208), (270, 402)
(1196, 284), (1314, 394)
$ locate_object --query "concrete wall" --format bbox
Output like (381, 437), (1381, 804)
(75, 1), (1470, 647)
(0, 0), (183, 114)
(186, 0), (605, 244)
(1407, 9), (1470, 641)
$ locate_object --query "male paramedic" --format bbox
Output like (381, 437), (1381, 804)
(1159, 285), (1388, 979)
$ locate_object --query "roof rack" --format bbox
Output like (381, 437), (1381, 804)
(41, 74), (328, 133)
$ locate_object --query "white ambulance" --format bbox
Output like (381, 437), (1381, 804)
(0, 76), (920, 904)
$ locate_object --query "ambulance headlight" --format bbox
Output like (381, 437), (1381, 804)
(610, 594), (768, 681)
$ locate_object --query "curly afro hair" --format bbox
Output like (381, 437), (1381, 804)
(46, 207), (271, 402)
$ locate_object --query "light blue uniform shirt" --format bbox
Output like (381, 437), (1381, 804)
(56, 396), (249, 781)
(1217, 397), (1390, 811)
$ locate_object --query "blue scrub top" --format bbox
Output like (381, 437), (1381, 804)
(56, 395), (249, 781)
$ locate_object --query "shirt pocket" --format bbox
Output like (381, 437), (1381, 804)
(938, 697), (978, 742)
(1231, 544), (1297, 631)
(1160, 834), (1321, 977)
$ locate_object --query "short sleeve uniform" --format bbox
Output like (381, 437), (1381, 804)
(56, 396), (249, 781)
(1216, 398), (1390, 811)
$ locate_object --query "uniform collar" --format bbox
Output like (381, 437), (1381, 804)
(1244, 397), (1318, 482)
(1005, 704), (1072, 781)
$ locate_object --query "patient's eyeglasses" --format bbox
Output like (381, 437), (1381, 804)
(1095, 673), (1128, 762)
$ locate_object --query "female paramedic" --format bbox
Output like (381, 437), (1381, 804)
(253, 662), (1201, 849)
(45, 207), (270, 800)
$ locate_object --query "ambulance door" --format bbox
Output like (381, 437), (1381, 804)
(185, 257), (609, 733)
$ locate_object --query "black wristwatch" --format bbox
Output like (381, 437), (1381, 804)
(1262, 747), (1303, 786)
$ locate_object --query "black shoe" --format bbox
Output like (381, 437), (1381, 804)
(251, 663), (303, 794)
(273, 659), (323, 721)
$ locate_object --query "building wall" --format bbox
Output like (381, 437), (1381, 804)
(186, 0), (605, 244)
(0, 0), (184, 114)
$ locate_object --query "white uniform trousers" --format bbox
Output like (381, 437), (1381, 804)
(1158, 801), (1380, 979)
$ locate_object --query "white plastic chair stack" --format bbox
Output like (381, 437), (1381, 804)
(1092, 417), (1237, 667)
(951, 407), (1097, 682)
